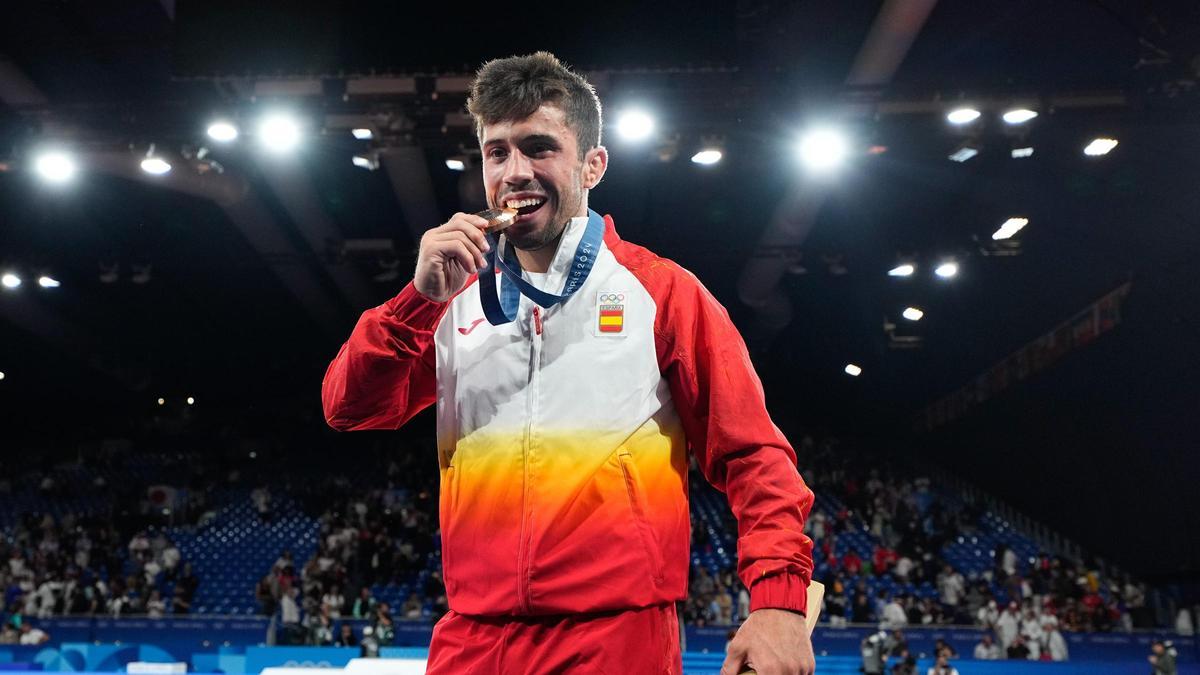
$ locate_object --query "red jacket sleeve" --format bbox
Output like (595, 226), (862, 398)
(321, 282), (450, 431)
(653, 263), (815, 614)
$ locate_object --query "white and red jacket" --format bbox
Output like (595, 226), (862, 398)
(322, 213), (814, 617)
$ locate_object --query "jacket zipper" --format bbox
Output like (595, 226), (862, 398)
(516, 306), (542, 613)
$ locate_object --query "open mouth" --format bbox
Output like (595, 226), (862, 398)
(504, 196), (548, 222)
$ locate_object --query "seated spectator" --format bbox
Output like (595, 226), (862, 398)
(890, 649), (916, 675)
(372, 604), (395, 646)
(926, 654), (959, 675)
(1041, 620), (1069, 661)
(353, 587), (377, 619)
(146, 590), (166, 618)
(852, 592), (876, 624)
(843, 550), (863, 576)
(335, 623), (358, 647)
(18, 622), (49, 645)
(1006, 635), (1031, 660)
(171, 585), (191, 615)
(322, 585), (345, 618)
(973, 634), (1001, 660)
(881, 594), (908, 629)
(307, 608), (334, 646)
(933, 638), (958, 659)
(402, 593), (423, 619)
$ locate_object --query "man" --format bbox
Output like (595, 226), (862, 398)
(972, 633), (1001, 660)
(1149, 640), (1177, 675)
(322, 52), (815, 674)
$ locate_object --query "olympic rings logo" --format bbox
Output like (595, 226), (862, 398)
(599, 293), (625, 303)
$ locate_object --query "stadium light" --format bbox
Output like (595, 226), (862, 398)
(946, 108), (981, 125)
(0, 372), (5, 380)
(1002, 109), (1038, 124)
(351, 154), (378, 170)
(140, 157), (172, 175)
(992, 217), (1029, 240)
(445, 158), (466, 171)
(1, 273), (21, 289)
(888, 264), (915, 278)
(844, 363), (863, 377)
(187, 396), (195, 405)
(948, 146), (979, 162)
(206, 121), (239, 143)
(37, 275), (60, 288)
(1084, 137), (1118, 156)
(797, 128), (849, 172)
(616, 110), (655, 141)
(902, 307), (924, 321)
(1011, 147), (1034, 158)
(258, 113), (302, 153)
(34, 151), (77, 184)
(691, 149), (723, 166)
(351, 128), (373, 140)
(157, 397), (165, 406)
(935, 261), (959, 279)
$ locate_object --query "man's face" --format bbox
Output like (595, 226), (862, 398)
(480, 104), (603, 252)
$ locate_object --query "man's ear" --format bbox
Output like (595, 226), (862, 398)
(582, 145), (608, 189)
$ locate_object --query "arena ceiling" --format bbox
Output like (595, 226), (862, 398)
(1, 1), (1198, 468)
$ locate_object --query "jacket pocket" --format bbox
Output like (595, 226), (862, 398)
(617, 449), (666, 586)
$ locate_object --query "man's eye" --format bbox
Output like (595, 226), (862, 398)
(489, 148), (508, 159)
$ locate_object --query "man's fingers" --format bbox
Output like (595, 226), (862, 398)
(431, 231), (488, 271)
(443, 214), (492, 253)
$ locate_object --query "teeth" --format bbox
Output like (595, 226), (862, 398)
(505, 197), (546, 209)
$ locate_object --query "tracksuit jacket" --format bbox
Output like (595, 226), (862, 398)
(322, 213), (815, 618)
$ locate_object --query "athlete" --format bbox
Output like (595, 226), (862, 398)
(322, 52), (815, 675)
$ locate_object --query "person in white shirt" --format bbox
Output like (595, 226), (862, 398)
(280, 587), (301, 626)
(926, 654), (959, 675)
(938, 566), (965, 607)
(996, 602), (1020, 648)
(882, 596), (908, 629)
(973, 634), (1002, 660)
(322, 586), (345, 618)
(1041, 621), (1069, 661)
(976, 599), (999, 628)
(18, 624), (49, 646)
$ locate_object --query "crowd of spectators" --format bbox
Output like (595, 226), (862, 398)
(254, 450), (449, 645)
(0, 512), (197, 622)
(685, 435), (1161, 643)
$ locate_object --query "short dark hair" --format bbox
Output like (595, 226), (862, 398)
(467, 52), (602, 159)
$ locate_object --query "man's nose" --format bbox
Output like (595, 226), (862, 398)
(503, 150), (533, 184)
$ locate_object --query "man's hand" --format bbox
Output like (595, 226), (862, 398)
(720, 608), (815, 675)
(414, 213), (492, 302)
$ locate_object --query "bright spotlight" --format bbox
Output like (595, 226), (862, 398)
(187, 396), (195, 405)
(616, 110), (655, 141)
(34, 151), (77, 184)
(1084, 137), (1118, 156)
(351, 154), (378, 170)
(844, 363), (863, 377)
(37, 276), (60, 288)
(351, 128), (374, 140)
(259, 114), (302, 153)
(992, 217), (1029, 240)
(0, 372), (5, 380)
(445, 158), (466, 171)
(1002, 109), (1038, 124)
(947, 108), (981, 125)
(1011, 147), (1034, 158)
(935, 262), (959, 278)
(691, 149), (723, 165)
(140, 157), (172, 175)
(948, 147), (979, 162)
(797, 128), (848, 172)
(1, 273), (21, 289)
(888, 264), (915, 278)
(902, 307), (925, 321)
(206, 121), (239, 143)
(156, 397), (165, 406)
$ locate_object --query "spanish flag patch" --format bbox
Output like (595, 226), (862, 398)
(597, 292), (625, 334)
